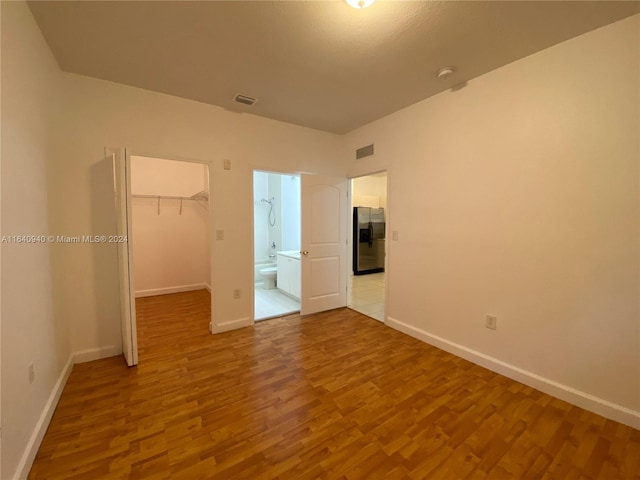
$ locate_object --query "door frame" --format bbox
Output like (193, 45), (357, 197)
(116, 149), (216, 364)
(347, 169), (389, 324)
(250, 166), (302, 322)
(250, 167), (350, 319)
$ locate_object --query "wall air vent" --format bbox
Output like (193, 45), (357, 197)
(234, 93), (257, 106)
(356, 144), (374, 159)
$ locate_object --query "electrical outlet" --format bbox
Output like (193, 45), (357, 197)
(233, 289), (241, 299)
(486, 314), (497, 330)
(216, 229), (224, 240)
(392, 230), (399, 241)
(28, 363), (35, 384)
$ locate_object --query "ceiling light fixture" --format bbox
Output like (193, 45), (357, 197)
(345, 0), (375, 9)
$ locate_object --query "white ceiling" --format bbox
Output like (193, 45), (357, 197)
(28, 1), (639, 134)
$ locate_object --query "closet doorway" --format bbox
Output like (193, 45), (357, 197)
(130, 155), (212, 360)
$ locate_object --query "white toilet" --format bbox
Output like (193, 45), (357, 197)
(259, 267), (277, 289)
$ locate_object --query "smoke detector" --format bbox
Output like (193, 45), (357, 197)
(436, 67), (456, 80)
(234, 93), (257, 106)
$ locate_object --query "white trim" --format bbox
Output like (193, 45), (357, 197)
(14, 354), (74, 480)
(212, 316), (253, 334)
(74, 345), (121, 364)
(204, 283), (211, 293)
(135, 284), (209, 298)
(386, 316), (640, 430)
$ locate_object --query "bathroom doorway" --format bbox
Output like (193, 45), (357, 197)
(348, 171), (387, 322)
(253, 170), (301, 320)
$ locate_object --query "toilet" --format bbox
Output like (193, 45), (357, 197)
(259, 267), (277, 289)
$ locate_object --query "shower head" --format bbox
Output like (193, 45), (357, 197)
(260, 197), (275, 205)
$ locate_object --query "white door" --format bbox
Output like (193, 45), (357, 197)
(300, 174), (348, 315)
(109, 147), (138, 366)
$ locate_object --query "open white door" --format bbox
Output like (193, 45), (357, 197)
(300, 174), (348, 315)
(109, 147), (138, 366)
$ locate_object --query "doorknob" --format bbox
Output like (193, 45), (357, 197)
(301, 250), (309, 256)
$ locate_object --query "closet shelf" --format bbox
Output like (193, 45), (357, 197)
(190, 189), (209, 201)
(132, 189), (209, 214)
(131, 188), (209, 202)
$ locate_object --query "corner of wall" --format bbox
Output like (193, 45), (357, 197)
(386, 316), (640, 430)
(74, 345), (122, 364)
(12, 353), (74, 480)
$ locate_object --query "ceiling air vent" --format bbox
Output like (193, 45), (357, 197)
(356, 144), (374, 159)
(234, 93), (257, 106)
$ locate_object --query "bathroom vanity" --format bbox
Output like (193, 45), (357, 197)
(276, 251), (301, 300)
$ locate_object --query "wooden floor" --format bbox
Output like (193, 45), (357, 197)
(30, 290), (640, 479)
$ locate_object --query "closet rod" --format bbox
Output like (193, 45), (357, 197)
(132, 194), (206, 201)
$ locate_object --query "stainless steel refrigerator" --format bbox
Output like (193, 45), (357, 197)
(353, 207), (385, 275)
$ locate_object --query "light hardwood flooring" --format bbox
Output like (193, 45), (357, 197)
(29, 290), (640, 479)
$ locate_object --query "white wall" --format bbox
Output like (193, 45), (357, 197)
(280, 175), (301, 252)
(253, 171), (270, 262)
(1, 3), (71, 479)
(46, 52), (344, 345)
(352, 174), (387, 208)
(346, 15), (640, 425)
(131, 157), (209, 296)
(131, 156), (208, 197)
(267, 174), (282, 255)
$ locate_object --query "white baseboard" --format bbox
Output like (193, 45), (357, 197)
(14, 354), (74, 480)
(15, 345), (123, 478)
(135, 283), (208, 298)
(204, 283), (211, 293)
(212, 316), (253, 334)
(386, 316), (640, 430)
(74, 345), (121, 364)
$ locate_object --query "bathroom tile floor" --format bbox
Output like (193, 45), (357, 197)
(255, 272), (384, 322)
(255, 284), (300, 320)
(349, 272), (385, 322)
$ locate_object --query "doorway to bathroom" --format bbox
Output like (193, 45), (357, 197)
(253, 170), (301, 320)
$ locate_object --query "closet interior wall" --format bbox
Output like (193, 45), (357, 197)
(131, 156), (211, 297)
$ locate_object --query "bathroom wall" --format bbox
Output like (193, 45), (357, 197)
(268, 174), (283, 255)
(131, 156), (210, 296)
(280, 175), (301, 252)
(253, 171), (270, 263)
